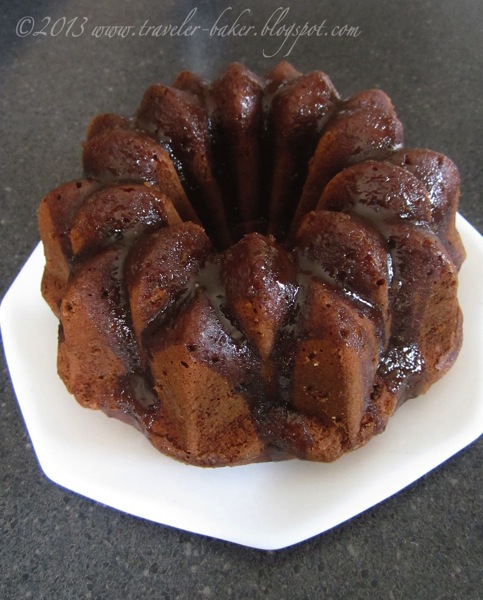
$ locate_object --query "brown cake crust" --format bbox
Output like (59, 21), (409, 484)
(38, 62), (464, 467)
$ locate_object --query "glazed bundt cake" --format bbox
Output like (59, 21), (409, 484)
(38, 62), (465, 467)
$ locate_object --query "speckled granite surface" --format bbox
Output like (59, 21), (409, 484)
(1, 0), (481, 598)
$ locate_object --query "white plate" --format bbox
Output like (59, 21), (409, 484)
(1, 214), (482, 550)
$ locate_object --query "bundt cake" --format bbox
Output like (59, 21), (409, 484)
(38, 62), (465, 467)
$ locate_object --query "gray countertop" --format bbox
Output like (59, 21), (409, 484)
(1, 1), (482, 598)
